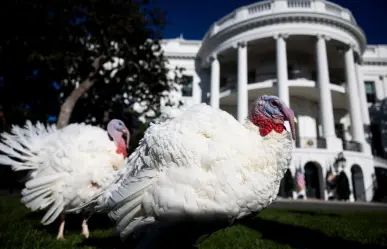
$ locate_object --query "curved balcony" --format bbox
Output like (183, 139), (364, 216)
(296, 137), (327, 149)
(343, 141), (363, 153)
(198, 0), (367, 65)
(219, 78), (346, 107)
(203, 0), (357, 42)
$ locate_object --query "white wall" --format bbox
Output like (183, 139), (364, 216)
(161, 37), (202, 108)
(361, 45), (387, 101)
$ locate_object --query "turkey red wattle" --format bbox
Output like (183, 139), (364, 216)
(250, 113), (286, 137)
(116, 144), (128, 157)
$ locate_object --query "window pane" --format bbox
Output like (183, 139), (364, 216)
(364, 81), (375, 94)
(364, 81), (376, 103)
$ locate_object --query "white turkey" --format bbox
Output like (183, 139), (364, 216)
(152, 105), (186, 124)
(0, 119), (130, 240)
(71, 95), (297, 246)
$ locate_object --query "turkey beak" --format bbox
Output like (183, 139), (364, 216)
(122, 128), (130, 148)
(280, 105), (296, 140)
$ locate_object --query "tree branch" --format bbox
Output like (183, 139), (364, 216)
(56, 78), (95, 128)
(56, 56), (105, 128)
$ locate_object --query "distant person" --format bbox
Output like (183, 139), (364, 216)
(336, 171), (350, 201)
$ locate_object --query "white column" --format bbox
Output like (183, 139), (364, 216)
(194, 58), (204, 105)
(382, 75), (387, 99)
(344, 45), (365, 143)
(374, 77), (384, 100)
(237, 41), (248, 122)
(355, 62), (370, 125)
(275, 33), (290, 106)
(192, 74), (202, 105)
(316, 34), (336, 139)
(210, 55), (220, 108)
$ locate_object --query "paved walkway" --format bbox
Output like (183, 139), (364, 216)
(271, 198), (387, 211)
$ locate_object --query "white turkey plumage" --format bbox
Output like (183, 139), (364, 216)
(70, 95), (297, 245)
(152, 105), (186, 124)
(0, 119), (130, 239)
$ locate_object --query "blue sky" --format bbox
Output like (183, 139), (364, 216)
(159, 0), (387, 45)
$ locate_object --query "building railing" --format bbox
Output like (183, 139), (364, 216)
(218, 75), (345, 92)
(220, 82), (236, 92)
(296, 137), (327, 149)
(202, 0), (357, 42)
(343, 140), (363, 152)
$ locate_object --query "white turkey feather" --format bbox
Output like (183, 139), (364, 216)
(71, 101), (294, 241)
(0, 120), (127, 226)
(152, 105), (186, 124)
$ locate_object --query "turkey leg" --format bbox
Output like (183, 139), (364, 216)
(81, 213), (90, 238)
(56, 214), (66, 240)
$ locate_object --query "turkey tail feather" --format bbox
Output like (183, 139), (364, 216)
(0, 120), (64, 226)
(0, 120), (57, 172)
(106, 169), (157, 240)
(67, 168), (158, 240)
(20, 172), (66, 225)
(41, 197), (65, 225)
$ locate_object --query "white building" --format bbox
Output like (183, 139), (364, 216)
(160, 0), (387, 202)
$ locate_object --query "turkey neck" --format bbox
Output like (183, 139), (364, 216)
(243, 119), (293, 179)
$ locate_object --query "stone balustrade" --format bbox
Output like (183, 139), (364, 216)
(202, 0), (356, 42)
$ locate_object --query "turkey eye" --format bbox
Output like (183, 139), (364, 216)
(271, 100), (280, 107)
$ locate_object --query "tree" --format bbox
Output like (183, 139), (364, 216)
(0, 0), (185, 129)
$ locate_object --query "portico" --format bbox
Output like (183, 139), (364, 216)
(207, 33), (368, 153)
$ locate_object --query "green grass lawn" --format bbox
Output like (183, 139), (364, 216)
(0, 195), (386, 249)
